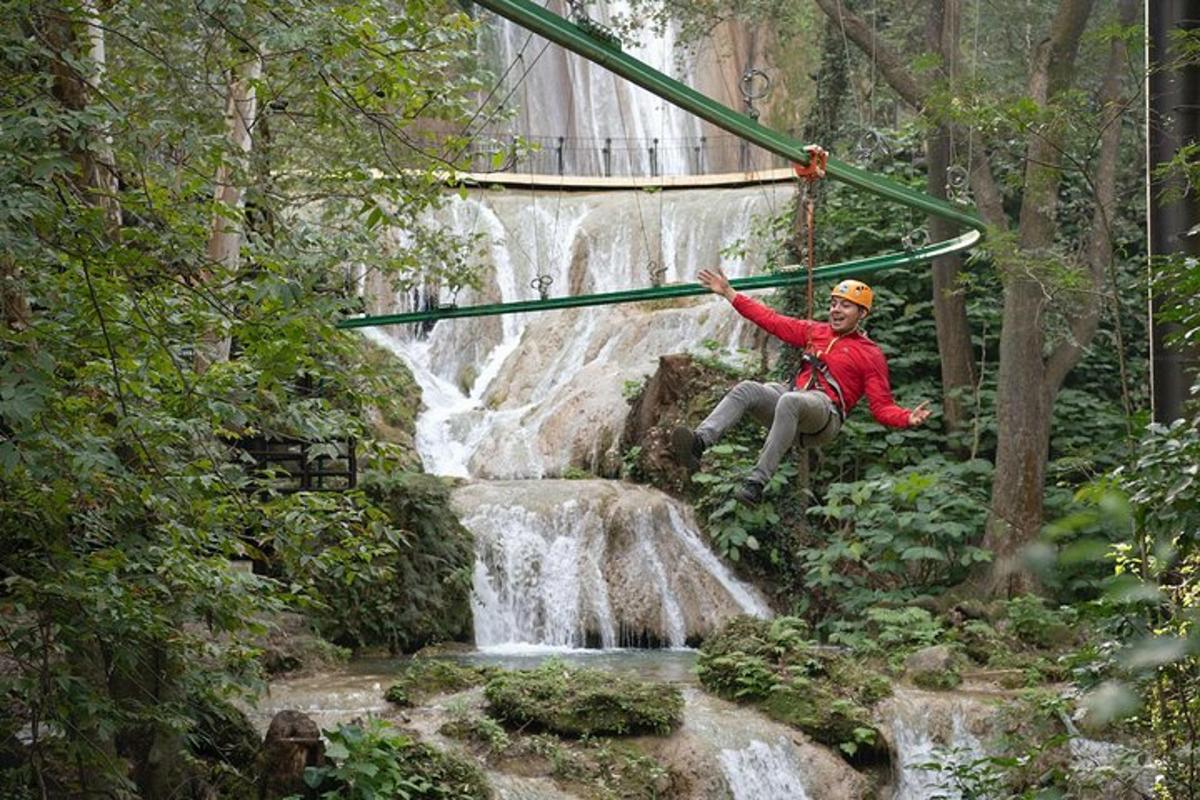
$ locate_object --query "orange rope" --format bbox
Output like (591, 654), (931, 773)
(792, 145), (828, 319)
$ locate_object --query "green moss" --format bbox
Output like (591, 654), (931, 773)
(911, 668), (962, 691)
(948, 619), (1003, 665)
(697, 616), (890, 760)
(483, 658), (683, 737)
(385, 659), (494, 707)
(527, 735), (672, 800)
(561, 466), (594, 479)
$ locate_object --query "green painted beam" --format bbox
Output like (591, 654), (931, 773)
(337, 0), (987, 330)
(472, 0), (985, 232)
(336, 230), (980, 328)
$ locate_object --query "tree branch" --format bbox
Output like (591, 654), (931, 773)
(1044, 0), (1137, 392)
(809, 0), (926, 109)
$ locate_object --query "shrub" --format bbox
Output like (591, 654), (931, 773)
(1004, 595), (1078, 650)
(384, 659), (493, 708)
(267, 471), (474, 652)
(483, 659), (683, 737)
(304, 720), (490, 800)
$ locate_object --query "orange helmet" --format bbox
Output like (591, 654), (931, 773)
(831, 279), (873, 311)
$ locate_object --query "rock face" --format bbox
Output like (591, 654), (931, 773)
(902, 645), (963, 690)
(454, 480), (772, 648)
(671, 688), (871, 800)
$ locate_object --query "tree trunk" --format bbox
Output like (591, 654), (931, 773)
(924, 0), (975, 441)
(981, 272), (1052, 595)
(43, 2), (120, 231)
(1, 254), (30, 332)
(196, 47), (262, 373)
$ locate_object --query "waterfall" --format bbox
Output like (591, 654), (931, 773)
(366, 184), (789, 479)
(718, 740), (814, 800)
(456, 481), (771, 649)
(684, 689), (869, 799)
(479, 0), (778, 175)
(880, 688), (992, 799)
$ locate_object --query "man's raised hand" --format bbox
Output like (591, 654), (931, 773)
(908, 400), (933, 427)
(698, 267), (736, 301)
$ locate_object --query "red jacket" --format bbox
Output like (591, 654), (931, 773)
(732, 294), (912, 428)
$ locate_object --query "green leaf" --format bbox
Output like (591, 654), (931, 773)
(899, 546), (947, 562)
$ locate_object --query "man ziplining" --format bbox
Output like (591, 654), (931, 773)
(672, 268), (933, 505)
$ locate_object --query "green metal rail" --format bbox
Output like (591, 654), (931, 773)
(337, 0), (986, 330)
(337, 231), (979, 328)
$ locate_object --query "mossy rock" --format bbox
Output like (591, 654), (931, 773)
(385, 658), (494, 707)
(759, 682), (886, 760)
(484, 659), (683, 737)
(393, 739), (491, 800)
(697, 616), (891, 761)
(911, 668), (963, 691)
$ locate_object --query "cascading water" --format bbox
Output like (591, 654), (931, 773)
(365, 184), (790, 479)
(478, 0), (779, 175)
(457, 480), (771, 648)
(878, 688), (992, 799)
(364, 183), (784, 648)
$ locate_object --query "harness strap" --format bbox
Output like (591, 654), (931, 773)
(791, 351), (847, 419)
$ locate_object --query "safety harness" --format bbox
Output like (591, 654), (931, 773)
(793, 350), (847, 418)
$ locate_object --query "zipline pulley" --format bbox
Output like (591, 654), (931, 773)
(530, 274), (554, 301)
(944, 164), (970, 202)
(902, 228), (930, 251)
(567, 0), (622, 50)
(792, 145), (829, 319)
(853, 128), (890, 162)
(740, 68), (771, 121)
(648, 260), (667, 288)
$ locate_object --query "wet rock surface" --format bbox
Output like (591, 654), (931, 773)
(454, 480), (771, 648)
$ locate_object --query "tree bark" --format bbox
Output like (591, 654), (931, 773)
(42, 2), (121, 231)
(196, 47), (262, 373)
(1, 254), (30, 332)
(980, 0), (1134, 596)
(924, 0), (975, 441)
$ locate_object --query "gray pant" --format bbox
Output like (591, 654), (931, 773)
(695, 381), (842, 484)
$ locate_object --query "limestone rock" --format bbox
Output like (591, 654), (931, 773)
(455, 479), (772, 647)
(903, 645), (962, 690)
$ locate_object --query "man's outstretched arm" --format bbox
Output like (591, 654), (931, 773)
(697, 267), (811, 347)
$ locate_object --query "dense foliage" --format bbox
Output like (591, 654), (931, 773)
(0, 0), (486, 794)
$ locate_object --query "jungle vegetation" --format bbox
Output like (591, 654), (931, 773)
(0, 0), (1198, 797)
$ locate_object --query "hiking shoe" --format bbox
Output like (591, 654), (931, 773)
(670, 425), (705, 474)
(734, 479), (765, 506)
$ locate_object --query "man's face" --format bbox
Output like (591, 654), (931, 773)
(828, 296), (867, 334)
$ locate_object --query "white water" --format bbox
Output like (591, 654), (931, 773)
(481, 0), (775, 175)
(685, 689), (867, 798)
(456, 481), (772, 649)
(366, 184), (787, 479)
(882, 688), (991, 800)
(718, 740), (814, 800)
